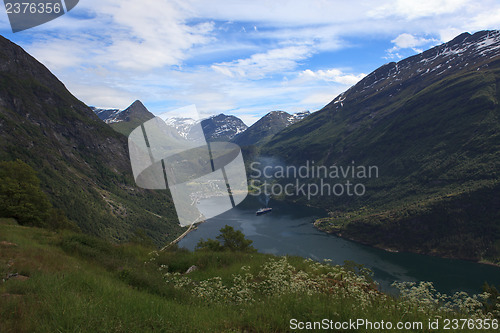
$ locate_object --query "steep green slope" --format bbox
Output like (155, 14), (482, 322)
(262, 31), (500, 262)
(0, 36), (182, 244)
(1, 219), (498, 332)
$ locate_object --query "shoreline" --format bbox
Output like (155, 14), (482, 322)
(313, 219), (500, 268)
(160, 219), (205, 251)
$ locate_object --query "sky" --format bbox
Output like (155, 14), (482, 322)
(0, 0), (499, 125)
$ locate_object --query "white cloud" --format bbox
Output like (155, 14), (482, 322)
(392, 33), (427, 49)
(238, 114), (260, 126)
(211, 45), (312, 79)
(5, 0), (500, 125)
(467, 7), (500, 31)
(438, 27), (465, 42)
(100, 0), (214, 67)
(299, 69), (366, 86)
(24, 39), (90, 71)
(67, 83), (135, 110)
(385, 33), (437, 59)
(158, 104), (201, 120)
(369, 0), (469, 20)
(26, 0), (215, 71)
(300, 91), (342, 108)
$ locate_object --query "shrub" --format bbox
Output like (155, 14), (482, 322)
(196, 225), (256, 253)
(0, 159), (77, 231)
(0, 159), (52, 226)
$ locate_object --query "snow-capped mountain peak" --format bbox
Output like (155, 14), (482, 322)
(91, 107), (122, 124)
(161, 114), (248, 142)
(329, 30), (500, 112)
(288, 111), (311, 124)
(164, 117), (200, 139)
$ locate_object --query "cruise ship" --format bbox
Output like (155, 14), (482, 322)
(256, 207), (272, 215)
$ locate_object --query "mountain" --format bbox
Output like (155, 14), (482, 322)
(200, 114), (248, 141)
(164, 117), (199, 139)
(93, 102), (248, 142)
(290, 111), (311, 122)
(232, 110), (310, 146)
(92, 100), (155, 136)
(163, 113), (247, 142)
(262, 30), (500, 263)
(0, 35), (182, 243)
(95, 106), (248, 142)
(91, 107), (121, 123)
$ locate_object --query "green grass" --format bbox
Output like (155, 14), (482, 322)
(1, 219), (499, 332)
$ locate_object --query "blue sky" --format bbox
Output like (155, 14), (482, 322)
(1, 0), (499, 125)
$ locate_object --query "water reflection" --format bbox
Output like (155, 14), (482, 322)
(179, 196), (500, 294)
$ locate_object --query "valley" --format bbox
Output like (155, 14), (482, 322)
(260, 30), (500, 264)
(1, 29), (500, 327)
(2, 1), (500, 330)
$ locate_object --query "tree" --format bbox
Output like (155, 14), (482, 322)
(216, 225), (256, 252)
(195, 238), (223, 252)
(196, 225), (256, 252)
(0, 160), (52, 226)
(0, 160), (77, 231)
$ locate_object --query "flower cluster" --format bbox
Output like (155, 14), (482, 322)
(393, 281), (497, 318)
(162, 257), (379, 306)
(153, 251), (498, 319)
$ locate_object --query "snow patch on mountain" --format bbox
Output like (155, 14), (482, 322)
(164, 117), (199, 139)
(91, 107), (122, 124)
(329, 30), (500, 113)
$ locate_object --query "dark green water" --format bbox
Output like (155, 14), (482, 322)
(179, 196), (500, 294)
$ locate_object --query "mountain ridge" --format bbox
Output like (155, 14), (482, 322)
(94, 105), (249, 142)
(325, 30), (500, 117)
(93, 102), (310, 145)
(262, 30), (500, 263)
(231, 110), (310, 146)
(0, 35), (182, 244)
(200, 113), (248, 141)
(92, 100), (156, 136)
